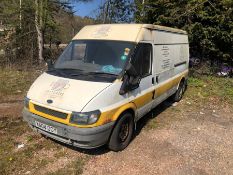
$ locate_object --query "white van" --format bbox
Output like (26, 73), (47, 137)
(23, 24), (189, 151)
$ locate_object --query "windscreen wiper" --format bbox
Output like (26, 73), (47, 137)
(87, 72), (118, 76)
(47, 68), (87, 77)
(70, 72), (89, 76)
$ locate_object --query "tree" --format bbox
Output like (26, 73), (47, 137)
(97, 0), (135, 23)
(135, 0), (233, 65)
(0, 0), (37, 66)
(0, 0), (93, 66)
(34, 0), (96, 63)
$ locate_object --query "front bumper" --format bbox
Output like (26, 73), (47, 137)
(22, 109), (114, 149)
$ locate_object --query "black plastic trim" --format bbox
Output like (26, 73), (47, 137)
(174, 61), (187, 67)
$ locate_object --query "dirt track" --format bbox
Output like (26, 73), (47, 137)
(0, 95), (233, 175)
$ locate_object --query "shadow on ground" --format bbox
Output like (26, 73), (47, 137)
(134, 99), (173, 136)
(43, 99), (174, 155)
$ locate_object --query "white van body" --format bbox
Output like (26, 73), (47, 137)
(23, 24), (189, 150)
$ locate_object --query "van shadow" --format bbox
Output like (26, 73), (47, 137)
(46, 137), (110, 155)
(134, 99), (173, 137)
(45, 99), (174, 155)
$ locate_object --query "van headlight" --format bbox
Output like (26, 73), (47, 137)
(70, 110), (101, 125)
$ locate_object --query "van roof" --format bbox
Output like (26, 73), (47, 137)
(142, 24), (187, 34)
(73, 24), (187, 42)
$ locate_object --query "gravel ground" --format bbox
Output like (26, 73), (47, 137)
(82, 100), (233, 175)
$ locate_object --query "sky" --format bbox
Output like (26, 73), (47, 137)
(73, 0), (102, 17)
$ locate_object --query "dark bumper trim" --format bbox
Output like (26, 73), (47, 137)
(22, 109), (114, 149)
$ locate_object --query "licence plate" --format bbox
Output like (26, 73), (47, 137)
(35, 121), (57, 134)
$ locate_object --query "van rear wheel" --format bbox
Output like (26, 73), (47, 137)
(108, 112), (134, 152)
(173, 80), (186, 102)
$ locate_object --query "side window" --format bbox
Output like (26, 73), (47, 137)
(131, 43), (152, 77)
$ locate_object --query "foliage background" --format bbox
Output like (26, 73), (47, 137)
(135, 0), (233, 65)
(0, 0), (232, 68)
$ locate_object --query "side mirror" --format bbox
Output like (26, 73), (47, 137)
(125, 63), (138, 77)
(119, 63), (141, 95)
(46, 59), (53, 70)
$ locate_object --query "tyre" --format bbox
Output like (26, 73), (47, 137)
(172, 80), (186, 102)
(108, 112), (134, 151)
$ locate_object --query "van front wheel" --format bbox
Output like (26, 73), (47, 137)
(108, 113), (134, 152)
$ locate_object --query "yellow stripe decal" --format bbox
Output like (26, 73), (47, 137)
(29, 102), (136, 128)
(131, 90), (154, 108)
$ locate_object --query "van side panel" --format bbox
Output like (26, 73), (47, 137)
(151, 30), (189, 108)
(153, 44), (189, 83)
(153, 30), (189, 77)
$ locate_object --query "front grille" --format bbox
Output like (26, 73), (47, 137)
(34, 104), (68, 119)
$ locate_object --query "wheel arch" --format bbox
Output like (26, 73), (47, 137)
(176, 76), (186, 90)
(111, 103), (136, 122)
(107, 103), (136, 144)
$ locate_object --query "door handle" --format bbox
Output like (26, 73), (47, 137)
(156, 76), (159, 83)
(152, 77), (154, 85)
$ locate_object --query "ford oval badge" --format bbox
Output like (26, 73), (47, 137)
(47, 99), (53, 104)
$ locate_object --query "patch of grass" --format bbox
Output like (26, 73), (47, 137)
(0, 114), (78, 174)
(170, 107), (181, 112)
(0, 117), (46, 174)
(42, 138), (63, 150)
(145, 119), (160, 130)
(188, 77), (205, 87)
(187, 76), (233, 104)
(54, 149), (67, 159)
(37, 158), (50, 168)
(0, 118), (29, 157)
(0, 138), (15, 158)
(0, 142), (44, 175)
(0, 159), (7, 175)
(226, 87), (233, 97)
(47, 156), (88, 175)
(26, 135), (34, 142)
(0, 68), (40, 101)
(0, 117), (29, 136)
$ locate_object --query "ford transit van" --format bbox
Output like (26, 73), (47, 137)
(23, 24), (189, 151)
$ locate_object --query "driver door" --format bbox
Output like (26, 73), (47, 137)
(128, 42), (155, 121)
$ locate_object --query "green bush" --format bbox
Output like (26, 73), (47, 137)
(135, 0), (233, 64)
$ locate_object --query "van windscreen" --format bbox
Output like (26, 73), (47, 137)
(54, 40), (135, 75)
